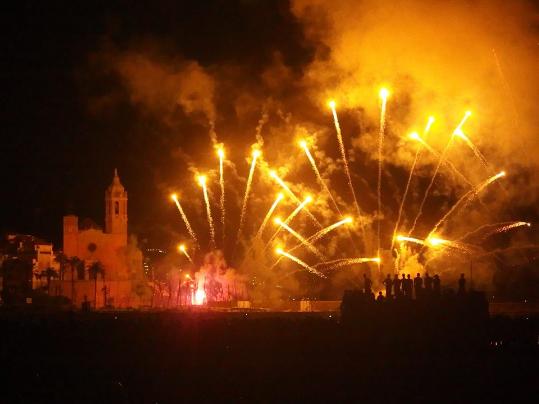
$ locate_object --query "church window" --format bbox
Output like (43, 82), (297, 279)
(114, 201), (119, 215)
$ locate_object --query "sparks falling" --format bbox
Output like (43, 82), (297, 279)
(254, 193), (284, 240)
(198, 175), (216, 248)
(315, 257), (381, 271)
(299, 139), (342, 215)
(309, 217), (353, 243)
(170, 193), (199, 247)
(269, 170), (321, 227)
(274, 218), (325, 260)
(377, 88), (390, 255)
(265, 196), (312, 248)
(428, 171), (507, 237)
(218, 147), (226, 246)
(328, 100), (363, 222)
(237, 149), (261, 244)
(275, 248), (326, 278)
(178, 244), (194, 264)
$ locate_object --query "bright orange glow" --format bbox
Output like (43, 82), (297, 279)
(426, 236), (448, 247)
(327, 99), (336, 109)
(379, 87), (390, 99)
(194, 288), (206, 305)
(409, 132), (420, 141)
(217, 148), (224, 158)
(299, 139), (308, 149)
(252, 149), (261, 158)
(170, 193), (178, 201)
(197, 175), (207, 186)
(178, 244), (186, 252)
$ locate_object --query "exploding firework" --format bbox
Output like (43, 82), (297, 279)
(274, 217), (325, 260)
(171, 193), (199, 247)
(275, 248), (326, 278)
(197, 175), (216, 248)
(217, 147), (226, 246)
(178, 244), (194, 264)
(237, 149), (261, 245)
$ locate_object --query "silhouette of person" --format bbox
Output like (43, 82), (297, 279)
(383, 274), (393, 298)
(458, 273), (466, 295)
(414, 273), (423, 299)
(424, 272), (433, 295)
(404, 274), (413, 298)
(363, 274), (373, 295)
(433, 274), (441, 297)
(376, 291), (385, 302)
(393, 274), (401, 297)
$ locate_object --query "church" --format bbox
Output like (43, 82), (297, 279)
(53, 170), (147, 308)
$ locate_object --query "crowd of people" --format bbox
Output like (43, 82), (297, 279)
(362, 272), (468, 301)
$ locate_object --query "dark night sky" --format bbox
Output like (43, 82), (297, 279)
(0, 0), (313, 247)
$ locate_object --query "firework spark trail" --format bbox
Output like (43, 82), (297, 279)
(171, 194), (199, 247)
(299, 140), (342, 215)
(264, 197), (312, 249)
(198, 175), (216, 248)
(275, 218), (325, 260)
(395, 235), (426, 246)
(390, 117), (433, 252)
(237, 150), (260, 245)
(408, 134), (454, 236)
(308, 217), (353, 244)
(254, 193), (284, 240)
(218, 148), (226, 246)
(377, 88), (389, 256)
(328, 101), (364, 228)
(275, 248), (326, 278)
(428, 171), (506, 237)
(453, 129), (488, 166)
(411, 133), (472, 186)
(178, 244), (194, 264)
(314, 257), (380, 271)
(269, 171), (322, 227)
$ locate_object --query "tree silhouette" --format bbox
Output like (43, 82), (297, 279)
(41, 267), (58, 294)
(88, 261), (105, 309)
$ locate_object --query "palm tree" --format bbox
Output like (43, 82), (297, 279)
(41, 267), (59, 294)
(68, 257), (83, 305)
(88, 261), (105, 309)
(54, 253), (68, 281)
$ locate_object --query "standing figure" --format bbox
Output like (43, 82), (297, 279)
(414, 273), (423, 299)
(433, 274), (441, 297)
(363, 273), (373, 295)
(383, 274), (393, 298)
(404, 274), (413, 298)
(393, 274), (401, 298)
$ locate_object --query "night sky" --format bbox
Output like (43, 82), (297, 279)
(1, 0), (312, 247)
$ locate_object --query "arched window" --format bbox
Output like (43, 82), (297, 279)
(114, 201), (119, 215)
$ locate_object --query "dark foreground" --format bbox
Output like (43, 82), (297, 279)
(1, 310), (537, 403)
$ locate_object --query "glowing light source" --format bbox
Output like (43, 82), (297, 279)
(379, 87), (390, 99)
(178, 244), (193, 263)
(275, 218), (325, 260)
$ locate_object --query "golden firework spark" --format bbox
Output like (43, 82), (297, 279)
(274, 217), (325, 260)
(268, 170), (321, 227)
(170, 193), (199, 247)
(265, 196), (312, 249)
(328, 99), (363, 222)
(309, 217), (353, 243)
(395, 234), (426, 246)
(299, 139), (341, 215)
(197, 175), (216, 248)
(377, 87), (390, 256)
(316, 257), (381, 271)
(217, 147), (225, 246)
(254, 193), (284, 239)
(237, 149), (261, 244)
(178, 244), (193, 264)
(275, 248), (326, 278)
(429, 171), (506, 237)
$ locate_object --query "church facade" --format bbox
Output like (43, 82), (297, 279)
(52, 170), (147, 308)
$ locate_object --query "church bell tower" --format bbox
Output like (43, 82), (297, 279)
(105, 168), (128, 244)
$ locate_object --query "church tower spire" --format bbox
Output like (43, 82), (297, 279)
(105, 168), (128, 243)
